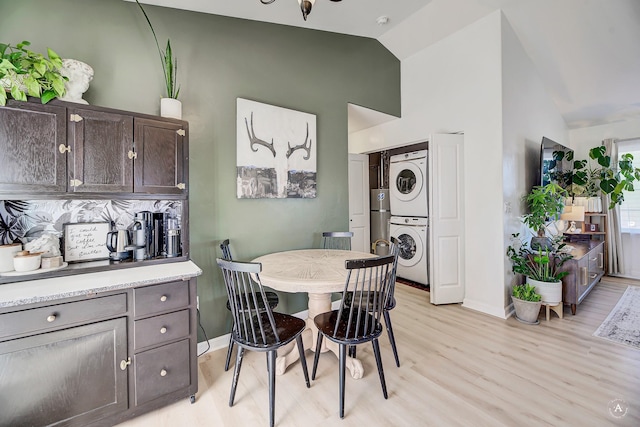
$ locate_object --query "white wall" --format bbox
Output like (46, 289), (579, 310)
(501, 14), (568, 309)
(350, 10), (569, 318)
(351, 11), (506, 317)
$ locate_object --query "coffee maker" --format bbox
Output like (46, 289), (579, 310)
(165, 217), (181, 257)
(133, 211), (154, 260)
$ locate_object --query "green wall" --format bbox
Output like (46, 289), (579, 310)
(1, 0), (401, 339)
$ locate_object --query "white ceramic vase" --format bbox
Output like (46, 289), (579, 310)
(527, 277), (562, 304)
(160, 98), (182, 119)
(587, 196), (602, 213)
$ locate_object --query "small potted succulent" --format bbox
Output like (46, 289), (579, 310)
(0, 40), (66, 106)
(511, 283), (542, 324)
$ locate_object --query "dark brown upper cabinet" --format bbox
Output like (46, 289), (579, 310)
(0, 99), (188, 198)
(134, 118), (187, 195)
(0, 101), (67, 193)
(67, 107), (134, 193)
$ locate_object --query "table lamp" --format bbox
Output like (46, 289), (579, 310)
(560, 205), (585, 233)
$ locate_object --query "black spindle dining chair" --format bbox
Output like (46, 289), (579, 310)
(347, 237), (401, 366)
(322, 231), (353, 250)
(220, 239), (279, 371)
(216, 258), (310, 427)
(311, 254), (395, 419)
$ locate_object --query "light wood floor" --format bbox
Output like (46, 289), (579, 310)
(119, 278), (639, 426)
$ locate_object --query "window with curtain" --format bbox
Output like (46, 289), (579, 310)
(617, 138), (640, 232)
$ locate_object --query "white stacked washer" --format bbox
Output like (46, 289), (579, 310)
(389, 150), (428, 217)
(389, 150), (429, 286)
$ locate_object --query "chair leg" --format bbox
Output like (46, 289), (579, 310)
(267, 350), (276, 427)
(348, 345), (356, 358)
(296, 335), (311, 388)
(384, 310), (400, 367)
(339, 343), (346, 419)
(372, 338), (388, 399)
(224, 338), (235, 371)
(229, 347), (245, 407)
(312, 331), (323, 380)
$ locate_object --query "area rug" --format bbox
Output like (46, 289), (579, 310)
(593, 286), (640, 350)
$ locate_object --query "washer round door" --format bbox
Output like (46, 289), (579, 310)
(393, 226), (424, 268)
(390, 160), (425, 202)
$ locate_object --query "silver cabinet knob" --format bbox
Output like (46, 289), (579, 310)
(160, 295), (168, 302)
(160, 369), (167, 377)
(47, 315), (56, 323)
(160, 327), (167, 334)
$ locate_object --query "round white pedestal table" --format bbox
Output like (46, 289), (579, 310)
(252, 249), (376, 379)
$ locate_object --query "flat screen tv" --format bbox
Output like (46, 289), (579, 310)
(540, 136), (573, 189)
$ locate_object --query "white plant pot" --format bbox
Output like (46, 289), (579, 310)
(527, 277), (562, 304)
(160, 98), (182, 119)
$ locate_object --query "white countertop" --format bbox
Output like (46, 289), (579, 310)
(0, 260), (202, 308)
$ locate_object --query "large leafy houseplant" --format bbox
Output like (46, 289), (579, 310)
(0, 41), (66, 106)
(521, 182), (568, 249)
(572, 146), (640, 209)
(507, 233), (572, 283)
(135, 0), (180, 99)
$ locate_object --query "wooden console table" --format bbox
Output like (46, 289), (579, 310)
(560, 241), (605, 315)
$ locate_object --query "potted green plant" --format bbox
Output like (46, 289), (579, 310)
(0, 40), (66, 106)
(507, 233), (572, 305)
(572, 146), (640, 209)
(134, 0), (181, 119)
(511, 283), (542, 324)
(521, 182), (568, 250)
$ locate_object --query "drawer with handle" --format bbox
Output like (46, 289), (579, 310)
(0, 294), (127, 339)
(133, 338), (191, 405)
(134, 281), (190, 318)
(134, 309), (190, 350)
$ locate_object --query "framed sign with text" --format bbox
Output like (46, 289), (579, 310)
(63, 222), (111, 262)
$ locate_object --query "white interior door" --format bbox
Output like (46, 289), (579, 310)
(348, 153), (370, 252)
(429, 133), (465, 304)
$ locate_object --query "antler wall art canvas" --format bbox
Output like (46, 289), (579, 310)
(236, 98), (317, 199)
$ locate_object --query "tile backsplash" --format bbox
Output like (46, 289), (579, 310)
(0, 199), (182, 245)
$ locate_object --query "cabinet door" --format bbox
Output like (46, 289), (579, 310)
(134, 118), (186, 195)
(0, 101), (67, 193)
(0, 317), (128, 427)
(68, 107), (134, 192)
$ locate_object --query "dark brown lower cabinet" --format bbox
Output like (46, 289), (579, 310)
(0, 318), (128, 427)
(0, 278), (198, 427)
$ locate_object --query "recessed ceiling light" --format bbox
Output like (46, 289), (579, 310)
(376, 16), (389, 25)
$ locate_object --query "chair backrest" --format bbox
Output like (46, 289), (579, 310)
(333, 254), (395, 339)
(216, 258), (280, 347)
(220, 239), (233, 260)
(386, 237), (400, 308)
(322, 231), (353, 250)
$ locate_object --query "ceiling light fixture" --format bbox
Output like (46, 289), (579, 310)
(260, 0), (342, 22)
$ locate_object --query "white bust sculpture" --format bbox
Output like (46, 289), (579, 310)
(59, 59), (94, 104)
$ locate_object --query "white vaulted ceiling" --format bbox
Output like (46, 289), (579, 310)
(130, 0), (640, 129)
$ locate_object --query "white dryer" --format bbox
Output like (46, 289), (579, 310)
(389, 216), (429, 286)
(389, 150), (428, 217)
